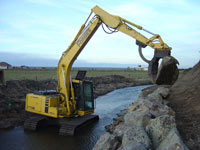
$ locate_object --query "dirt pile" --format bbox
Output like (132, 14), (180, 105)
(167, 61), (200, 150)
(0, 80), (57, 128)
(0, 75), (151, 129)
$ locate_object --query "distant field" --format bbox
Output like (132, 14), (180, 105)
(4, 69), (57, 81)
(4, 69), (149, 81)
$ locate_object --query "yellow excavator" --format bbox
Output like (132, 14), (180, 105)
(24, 5), (178, 135)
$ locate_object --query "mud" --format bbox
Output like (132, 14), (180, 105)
(0, 75), (152, 129)
(167, 61), (200, 150)
(0, 80), (57, 129)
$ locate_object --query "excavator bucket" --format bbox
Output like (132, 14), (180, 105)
(153, 56), (179, 85)
(139, 46), (179, 85)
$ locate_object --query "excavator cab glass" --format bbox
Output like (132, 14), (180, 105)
(83, 82), (93, 110)
(73, 81), (94, 111)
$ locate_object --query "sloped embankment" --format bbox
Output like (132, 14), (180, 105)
(93, 85), (189, 150)
(167, 61), (200, 150)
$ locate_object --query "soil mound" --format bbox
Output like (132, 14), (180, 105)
(0, 80), (57, 128)
(167, 61), (200, 150)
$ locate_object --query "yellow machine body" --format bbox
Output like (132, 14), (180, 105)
(25, 80), (94, 118)
(26, 94), (62, 118)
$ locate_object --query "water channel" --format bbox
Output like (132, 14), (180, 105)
(0, 85), (150, 150)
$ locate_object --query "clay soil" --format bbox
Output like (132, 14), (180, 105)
(0, 75), (151, 129)
(167, 61), (200, 150)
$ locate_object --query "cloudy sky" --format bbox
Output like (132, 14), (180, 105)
(0, 0), (200, 68)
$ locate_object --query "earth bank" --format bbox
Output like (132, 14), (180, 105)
(0, 75), (151, 129)
(93, 61), (200, 150)
(167, 61), (200, 150)
(93, 85), (189, 150)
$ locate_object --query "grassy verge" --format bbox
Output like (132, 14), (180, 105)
(4, 69), (149, 81)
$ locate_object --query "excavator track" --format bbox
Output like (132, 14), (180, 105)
(58, 114), (99, 136)
(59, 124), (76, 136)
(24, 115), (99, 136)
(24, 116), (47, 131)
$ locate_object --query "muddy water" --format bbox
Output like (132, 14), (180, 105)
(0, 85), (150, 150)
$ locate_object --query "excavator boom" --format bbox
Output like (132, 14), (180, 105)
(92, 6), (171, 51)
(57, 5), (177, 105)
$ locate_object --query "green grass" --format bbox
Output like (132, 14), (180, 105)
(4, 69), (149, 81)
(83, 70), (148, 79)
(4, 69), (57, 81)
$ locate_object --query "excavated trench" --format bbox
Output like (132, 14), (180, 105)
(0, 85), (150, 150)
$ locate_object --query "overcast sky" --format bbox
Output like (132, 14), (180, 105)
(0, 0), (200, 68)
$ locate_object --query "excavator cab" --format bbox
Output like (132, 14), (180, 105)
(73, 80), (94, 114)
(25, 70), (98, 135)
(25, 70), (95, 117)
(72, 71), (95, 116)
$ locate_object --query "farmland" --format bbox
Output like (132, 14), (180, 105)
(4, 69), (149, 81)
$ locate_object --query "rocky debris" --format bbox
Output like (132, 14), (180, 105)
(146, 115), (176, 149)
(124, 111), (150, 127)
(122, 126), (152, 149)
(157, 128), (189, 150)
(93, 85), (188, 150)
(93, 133), (121, 150)
(155, 56), (179, 85)
(167, 61), (200, 150)
(0, 75), (151, 129)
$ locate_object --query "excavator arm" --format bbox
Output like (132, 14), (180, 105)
(57, 5), (178, 116)
(92, 6), (171, 51)
(91, 6), (175, 81)
(57, 16), (101, 116)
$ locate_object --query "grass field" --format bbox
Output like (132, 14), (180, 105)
(4, 69), (149, 81)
